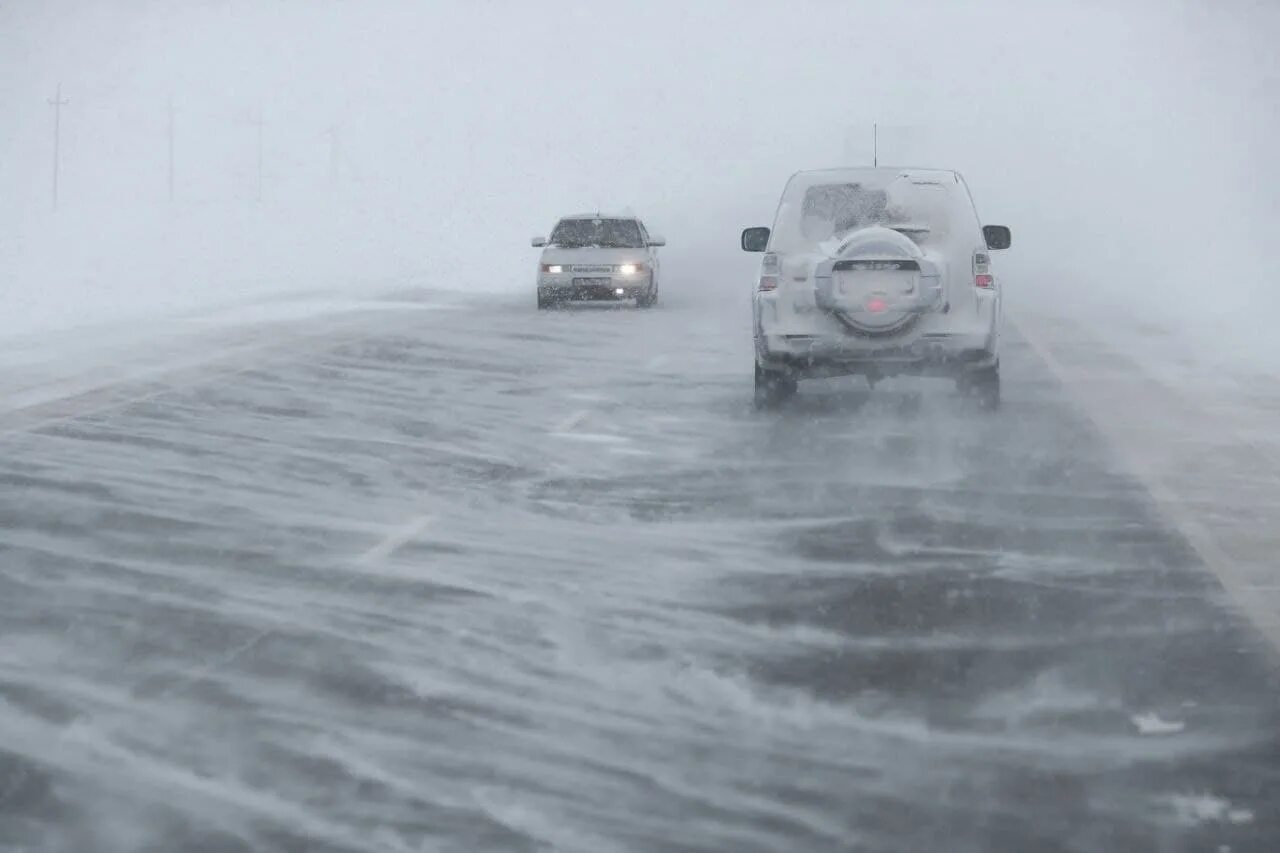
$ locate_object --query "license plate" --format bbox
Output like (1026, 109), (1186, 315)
(836, 271), (914, 298)
(572, 278), (611, 286)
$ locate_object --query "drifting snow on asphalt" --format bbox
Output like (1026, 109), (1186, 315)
(1, 290), (1278, 852)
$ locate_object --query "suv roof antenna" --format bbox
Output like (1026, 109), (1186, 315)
(873, 123), (878, 168)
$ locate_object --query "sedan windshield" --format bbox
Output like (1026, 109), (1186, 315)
(551, 218), (644, 249)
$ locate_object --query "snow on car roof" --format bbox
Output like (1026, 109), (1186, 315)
(559, 212), (641, 221)
(792, 167), (960, 185)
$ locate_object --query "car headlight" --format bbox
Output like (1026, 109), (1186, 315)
(617, 263), (646, 275)
(541, 264), (563, 274)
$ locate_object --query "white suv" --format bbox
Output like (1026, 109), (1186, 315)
(742, 168), (1011, 408)
(533, 214), (665, 309)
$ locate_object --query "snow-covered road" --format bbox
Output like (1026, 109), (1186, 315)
(1, 287), (1277, 852)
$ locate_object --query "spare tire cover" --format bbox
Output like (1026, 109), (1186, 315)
(819, 226), (924, 336)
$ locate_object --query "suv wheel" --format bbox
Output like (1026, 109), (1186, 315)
(754, 363), (797, 410)
(958, 364), (1000, 410)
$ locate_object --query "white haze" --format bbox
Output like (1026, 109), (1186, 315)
(2, 0), (1276, 365)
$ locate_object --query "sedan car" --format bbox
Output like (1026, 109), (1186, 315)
(533, 214), (665, 309)
(742, 167), (1011, 408)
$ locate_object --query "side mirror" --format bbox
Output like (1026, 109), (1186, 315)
(741, 226), (771, 252)
(531, 236), (548, 248)
(647, 236), (666, 247)
(982, 225), (1011, 251)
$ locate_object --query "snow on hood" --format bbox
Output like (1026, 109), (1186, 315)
(539, 246), (649, 265)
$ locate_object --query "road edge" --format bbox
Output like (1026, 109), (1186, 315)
(1011, 310), (1280, 656)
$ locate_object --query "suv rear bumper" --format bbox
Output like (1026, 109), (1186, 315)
(756, 333), (997, 379)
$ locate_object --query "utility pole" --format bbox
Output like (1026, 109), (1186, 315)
(167, 97), (176, 202)
(873, 122), (878, 168)
(323, 123), (340, 188)
(48, 83), (69, 211)
(248, 110), (264, 202)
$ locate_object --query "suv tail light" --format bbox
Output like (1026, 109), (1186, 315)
(973, 252), (994, 289)
(758, 253), (779, 292)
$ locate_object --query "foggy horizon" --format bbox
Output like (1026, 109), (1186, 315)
(3, 1), (1276, 351)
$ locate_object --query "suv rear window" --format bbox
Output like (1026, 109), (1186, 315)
(773, 172), (958, 253)
(801, 184), (891, 238)
(551, 219), (644, 249)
